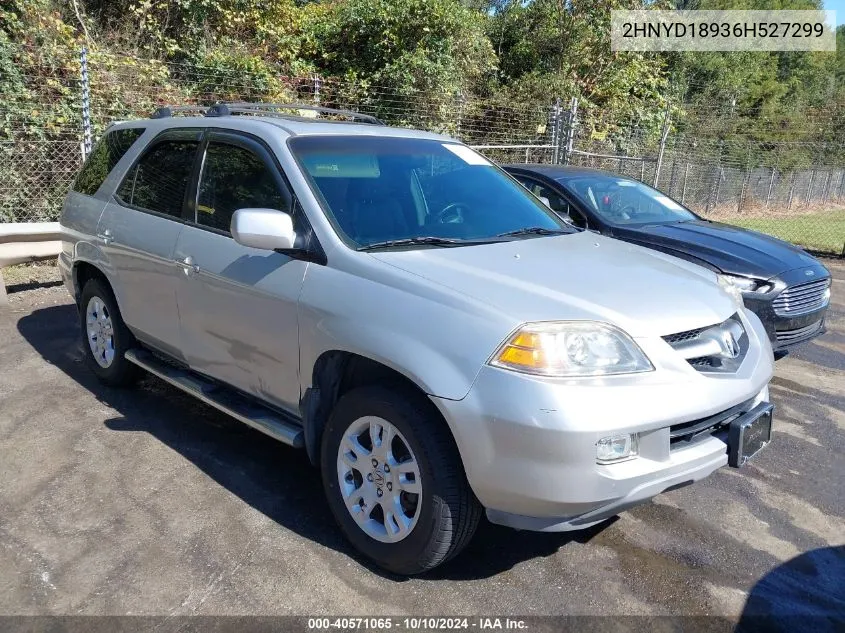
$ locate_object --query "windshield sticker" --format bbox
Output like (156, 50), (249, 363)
(655, 195), (685, 210)
(442, 144), (493, 166)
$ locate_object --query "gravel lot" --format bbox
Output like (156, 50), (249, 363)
(0, 261), (843, 623)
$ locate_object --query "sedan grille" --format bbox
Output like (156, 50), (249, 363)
(772, 279), (830, 317)
(775, 320), (823, 344)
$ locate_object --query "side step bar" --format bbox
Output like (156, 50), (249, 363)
(125, 349), (304, 448)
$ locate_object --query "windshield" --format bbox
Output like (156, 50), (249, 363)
(561, 175), (697, 226)
(289, 136), (571, 248)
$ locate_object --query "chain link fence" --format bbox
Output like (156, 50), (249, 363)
(2, 43), (843, 255)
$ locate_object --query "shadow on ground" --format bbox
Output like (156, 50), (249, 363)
(16, 303), (608, 581)
(736, 546), (845, 633)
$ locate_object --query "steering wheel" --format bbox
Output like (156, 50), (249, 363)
(616, 205), (636, 221)
(435, 202), (469, 224)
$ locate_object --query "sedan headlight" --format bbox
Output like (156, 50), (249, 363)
(490, 321), (653, 377)
(719, 274), (773, 297)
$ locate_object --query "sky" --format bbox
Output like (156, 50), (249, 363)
(824, 0), (844, 25)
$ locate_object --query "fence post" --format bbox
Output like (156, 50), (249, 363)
(312, 73), (321, 106)
(561, 97), (578, 165)
(838, 170), (845, 201)
(79, 46), (92, 160)
(805, 169), (815, 205)
(668, 155), (678, 197)
(653, 103), (671, 187)
(550, 99), (562, 164)
(712, 167), (723, 211)
(765, 167), (776, 207)
(787, 172), (796, 210)
(454, 90), (466, 140)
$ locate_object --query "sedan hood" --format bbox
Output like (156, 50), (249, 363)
(370, 232), (738, 338)
(614, 220), (818, 279)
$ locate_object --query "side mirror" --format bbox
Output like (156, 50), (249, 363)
(231, 208), (296, 251)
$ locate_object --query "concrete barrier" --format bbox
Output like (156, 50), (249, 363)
(0, 222), (63, 304)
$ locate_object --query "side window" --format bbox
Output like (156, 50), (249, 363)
(73, 128), (144, 195)
(521, 177), (589, 229)
(116, 139), (199, 218)
(196, 142), (288, 233)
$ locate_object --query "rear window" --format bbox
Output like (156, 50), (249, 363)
(72, 128), (145, 196)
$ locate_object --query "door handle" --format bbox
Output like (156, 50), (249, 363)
(176, 255), (200, 275)
(97, 229), (114, 245)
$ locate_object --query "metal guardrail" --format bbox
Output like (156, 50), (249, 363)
(0, 222), (63, 304)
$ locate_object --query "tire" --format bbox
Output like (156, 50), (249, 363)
(79, 277), (141, 387)
(321, 385), (482, 575)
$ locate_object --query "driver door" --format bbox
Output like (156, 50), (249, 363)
(174, 130), (308, 413)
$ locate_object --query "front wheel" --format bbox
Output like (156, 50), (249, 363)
(321, 385), (481, 575)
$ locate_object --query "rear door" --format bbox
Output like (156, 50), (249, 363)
(97, 128), (202, 358)
(173, 130), (308, 413)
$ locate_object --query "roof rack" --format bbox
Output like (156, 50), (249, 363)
(150, 105), (210, 119)
(150, 102), (385, 125)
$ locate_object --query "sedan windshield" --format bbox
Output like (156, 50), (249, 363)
(561, 175), (697, 226)
(289, 136), (571, 249)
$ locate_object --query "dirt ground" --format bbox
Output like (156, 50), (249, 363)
(0, 260), (843, 623)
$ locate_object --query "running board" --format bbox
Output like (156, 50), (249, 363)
(125, 349), (304, 448)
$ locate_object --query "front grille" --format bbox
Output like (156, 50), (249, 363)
(662, 314), (748, 373)
(776, 320), (823, 343)
(663, 327), (706, 345)
(772, 279), (830, 317)
(687, 356), (717, 368)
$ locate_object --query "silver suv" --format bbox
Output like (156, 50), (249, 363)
(59, 103), (775, 575)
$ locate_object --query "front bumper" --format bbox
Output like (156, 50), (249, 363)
(743, 265), (831, 352)
(431, 309), (774, 531)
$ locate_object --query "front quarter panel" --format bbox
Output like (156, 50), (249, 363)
(297, 256), (516, 401)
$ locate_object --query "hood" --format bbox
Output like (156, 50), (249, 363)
(369, 232), (739, 338)
(614, 220), (818, 279)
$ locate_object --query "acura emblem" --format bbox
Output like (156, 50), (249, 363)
(721, 331), (740, 358)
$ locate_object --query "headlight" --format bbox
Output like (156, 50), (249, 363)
(719, 274), (773, 296)
(490, 321), (653, 377)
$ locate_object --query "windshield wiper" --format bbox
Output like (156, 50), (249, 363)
(358, 236), (498, 251)
(497, 227), (569, 238)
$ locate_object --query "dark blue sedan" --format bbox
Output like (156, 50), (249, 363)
(504, 164), (832, 354)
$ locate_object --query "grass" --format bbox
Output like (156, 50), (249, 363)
(719, 208), (845, 256)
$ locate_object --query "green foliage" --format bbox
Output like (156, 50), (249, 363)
(666, 0), (841, 167)
(487, 0), (672, 144)
(300, 0), (496, 129)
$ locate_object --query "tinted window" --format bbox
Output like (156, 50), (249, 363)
(562, 175), (697, 226)
(73, 128), (144, 195)
(196, 142), (288, 232)
(289, 136), (570, 248)
(116, 140), (199, 217)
